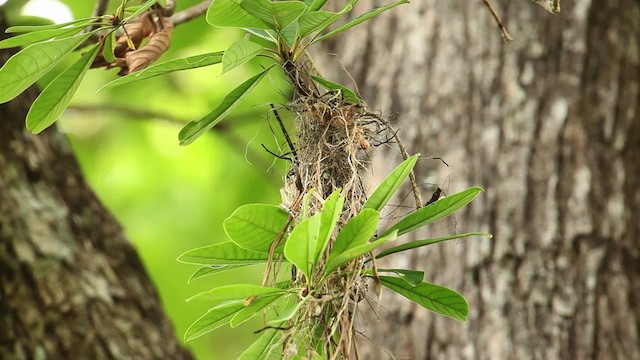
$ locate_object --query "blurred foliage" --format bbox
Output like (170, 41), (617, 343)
(9, 0), (293, 358)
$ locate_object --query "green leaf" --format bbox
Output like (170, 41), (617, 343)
(310, 75), (361, 104)
(312, 0), (410, 44)
(381, 186), (483, 237)
(177, 241), (269, 265)
(26, 43), (100, 133)
(363, 154), (419, 211)
(314, 189), (344, 263)
(379, 276), (469, 321)
(0, 26), (83, 49)
(188, 264), (253, 283)
(278, 21), (298, 47)
(222, 38), (264, 74)
(237, 328), (281, 360)
(102, 30), (116, 63)
(330, 209), (379, 257)
(324, 230), (397, 276)
(230, 293), (284, 327)
(0, 32), (92, 104)
(178, 67), (271, 145)
(284, 214), (321, 280)
(367, 268), (424, 286)
(268, 296), (307, 324)
(298, 3), (353, 39)
(184, 300), (245, 341)
(206, 0), (270, 29)
(123, 0), (157, 22)
(375, 232), (493, 259)
(308, 0), (329, 12)
(224, 203), (289, 252)
(99, 51), (223, 91)
(5, 18), (97, 33)
(187, 284), (287, 302)
(240, 0), (307, 30)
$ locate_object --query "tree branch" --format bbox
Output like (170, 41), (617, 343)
(170, 0), (212, 26)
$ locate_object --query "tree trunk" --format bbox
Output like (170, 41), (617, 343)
(314, 0), (639, 358)
(0, 12), (192, 360)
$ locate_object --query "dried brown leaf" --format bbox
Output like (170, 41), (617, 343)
(124, 17), (173, 73)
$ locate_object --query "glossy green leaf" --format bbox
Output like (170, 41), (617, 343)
(312, 0), (410, 44)
(123, 0), (157, 22)
(298, 2), (353, 39)
(330, 209), (379, 257)
(379, 276), (469, 321)
(363, 154), (419, 211)
(177, 241), (269, 265)
(188, 264), (253, 283)
(206, 0), (270, 29)
(0, 32), (91, 104)
(310, 75), (361, 104)
(245, 28), (278, 43)
(381, 186), (483, 237)
(0, 26), (83, 49)
(5, 18), (96, 33)
(279, 21), (298, 47)
(371, 268), (424, 286)
(284, 214), (320, 280)
(99, 52), (223, 91)
(222, 38), (264, 74)
(224, 203), (289, 252)
(26, 43), (99, 133)
(375, 232), (493, 259)
(237, 328), (281, 360)
(230, 293), (284, 327)
(314, 189), (344, 263)
(324, 230), (397, 276)
(178, 67), (271, 145)
(187, 284), (287, 302)
(184, 300), (245, 341)
(307, 0), (329, 12)
(102, 30), (116, 63)
(240, 0), (307, 30)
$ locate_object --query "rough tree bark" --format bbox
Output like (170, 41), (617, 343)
(314, 0), (639, 359)
(0, 12), (192, 360)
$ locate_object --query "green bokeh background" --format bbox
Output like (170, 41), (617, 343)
(10, 1), (294, 358)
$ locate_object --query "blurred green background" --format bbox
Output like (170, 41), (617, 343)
(4, 0), (293, 358)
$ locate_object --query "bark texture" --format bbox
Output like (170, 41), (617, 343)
(314, 0), (639, 359)
(0, 12), (192, 360)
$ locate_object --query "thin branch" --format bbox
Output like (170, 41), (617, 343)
(386, 121), (423, 209)
(93, 0), (109, 18)
(162, 0), (176, 17)
(481, 0), (513, 42)
(169, 0), (212, 26)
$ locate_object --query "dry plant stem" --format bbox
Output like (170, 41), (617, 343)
(169, 0), (212, 26)
(385, 120), (423, 209)
(482, 0), (513, 42)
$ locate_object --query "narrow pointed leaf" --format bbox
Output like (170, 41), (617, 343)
(314, 189), (344, 263)
(268, 297), (307, 324)
(375, 232), (493, 259)
(26, 43), (100, 133)
(123, 0), (158, 22)
(330, 209), (379, 258)
(237, 328), (281, 360)
(0, 26), (83, 49)
(102, 30), (116, 63)
(298, 3), (353, 39)
(187, 284), (287, 302)
(381, 186), (484, 237)
(230, 293), (284, 327)
(206, 0), (270, 29)
(188, 264), (253, 283)
(6, 18), (97, 33)
(363, 154), (419, 211)
(240, 0), (306, 30)
(178, 67), (271, 145)
(324, 230), (397, 276)
(279, 21), (298, 46)
(284, 214), (320, 280)
(379, 276), (469, 321)
(184, 300), (245, 341)
(222, 38), (264, 74)
(177, 241), (269, 265)
(311, 75), (361, 104)
(308, 0), (329, 12)
(99, 51), (223, 91)
(312, 0), (409, 44)
(0, 32), (91, 104)
(224, 203), (289, 252)
(368, 268), (424, 286)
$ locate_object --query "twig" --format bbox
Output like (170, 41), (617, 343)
(169, 0), (211, 26)
(481, 0), (513, 42)
(92, 0), (110, 18)
(270, 104), (298, 161)
(385, 121), (423, 209)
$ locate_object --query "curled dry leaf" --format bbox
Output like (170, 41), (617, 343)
(125, 17), (173, 73)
